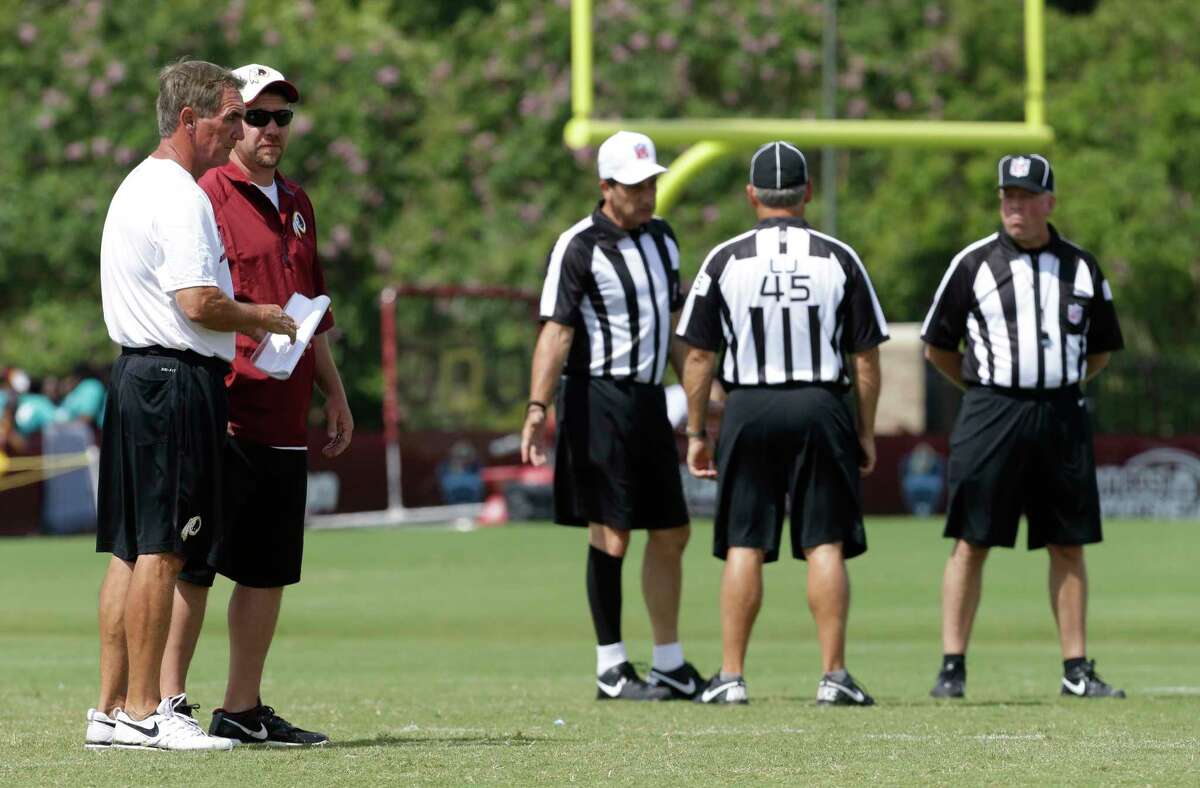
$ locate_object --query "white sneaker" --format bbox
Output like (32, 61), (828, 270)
(85, 708), (117, 749)
(112, 693), (235, 751)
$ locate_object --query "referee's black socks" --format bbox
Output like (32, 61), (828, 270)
(942, 653), (966, 676)
(1063, 656), (1088, 674)
(586, 545), (624, 648)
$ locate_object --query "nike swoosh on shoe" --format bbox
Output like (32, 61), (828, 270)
(120, 719), (159, 737)
(596, 677), (628, 698)
(1062, 678), (1087, 695)
(825, 682), (866, 703)
(651, 674), (696, 695)
(700, 682), (740, 703)
(225, 718), (269, 740)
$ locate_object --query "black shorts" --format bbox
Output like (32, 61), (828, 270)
(179, 436), (308, 588)
(713, 385), (866, 563)
(553, 376), (689, 531)
(944, 384), (1102, 550)
(97, 347), (229, 563)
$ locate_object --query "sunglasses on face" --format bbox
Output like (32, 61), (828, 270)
(244, 109), (294, 128)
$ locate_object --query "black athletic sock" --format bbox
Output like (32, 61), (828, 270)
(942, 653), (966, 675)
(1064, 657), (1088, 674)
(586, 545), (623, 646)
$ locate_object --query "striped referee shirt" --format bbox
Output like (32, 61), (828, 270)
(539, 202), (684, 384)
(676, 217), (889, 387)
(921, 224), (1124, 389)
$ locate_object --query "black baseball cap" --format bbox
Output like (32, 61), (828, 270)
(998, 154), (1054, 193)
(750, 141), (808, 189)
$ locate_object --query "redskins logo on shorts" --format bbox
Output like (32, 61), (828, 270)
(293, 211), (307, 238)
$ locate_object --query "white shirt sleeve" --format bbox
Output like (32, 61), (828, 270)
(155, 188), (223, 293)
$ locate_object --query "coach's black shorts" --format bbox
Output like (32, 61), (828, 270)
(713, 385), (866, 563)
(553, 376), (689, 531)
(944, 384), (1102, 550)
(97, 346), (229, 563)
(179, 436), (309, 588)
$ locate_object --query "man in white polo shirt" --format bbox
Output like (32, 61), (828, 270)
(85, 59), (296, 752)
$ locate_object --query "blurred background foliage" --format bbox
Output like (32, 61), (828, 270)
(1, 0), (1197, 428)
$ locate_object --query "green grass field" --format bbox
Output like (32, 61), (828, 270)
(1, 518), (1196, 785)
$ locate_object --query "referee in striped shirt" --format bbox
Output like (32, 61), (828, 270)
(677, 142), (888, 706)
(922, 154), (1126, 700)
(521, 131), (702, 701)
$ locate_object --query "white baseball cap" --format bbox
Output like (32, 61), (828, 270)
(232, 63), (300, 104)
(597, 131), (667, 185)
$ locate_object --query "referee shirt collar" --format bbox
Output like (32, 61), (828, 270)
(591, 200), (651, 239)
(754, 215), (811, 231)
(998, 221), (1062, 257)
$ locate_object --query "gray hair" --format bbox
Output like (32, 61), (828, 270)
(156, 60), (244, 138)
(753, 185), (807, 208)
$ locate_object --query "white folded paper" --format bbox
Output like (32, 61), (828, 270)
(250, 293), (330, 380)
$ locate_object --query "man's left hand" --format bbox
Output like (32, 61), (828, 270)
(322, 394), (354, 458)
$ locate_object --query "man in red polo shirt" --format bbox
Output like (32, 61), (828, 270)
(160, 64), (353, 747)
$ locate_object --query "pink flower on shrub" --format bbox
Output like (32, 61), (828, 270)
(572, 147), (594, 166)
(431, 60), (452, 83)
(42, 89), (68, 109)
(106, 61), (127, 83)
(519, 94), (542, 117)
(89, 80), (111, 100)
(630, 31), (649, 51)
(924, 4), (944, 27)
(91, 137), (112, 157)
(114, 147), (135, 165)
(296, 0), (315, 22)
(519, 204), (543, 225)
(35, 113), (54, 131)
(330, 224), (352, 247)
(376, 66), (400, 87)
(291, 114), (313, 135)
(656, 32), (677, 52)
(611, 44), (629, 64)
(472, 131), (497, 153)
(702, 205), (720, 224)
(65, 142), (86, 161)
(894, 90), (914, 111)
(335, 46), (354, 64)
(371, 246), (393, 270)
(263, 29), (281, 46)
(794, 48), (816, 75)
(847, 98), (868, 119)
(18, 23), (37, 45)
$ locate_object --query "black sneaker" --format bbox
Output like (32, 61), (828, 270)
(1061, 660), (1125, 699)
(647, 661), (704, 700)
(693, 674), (749, 705)
(816, 673), (876, 706)
(930, 661), (966, 699)
(596, 662), (671, 701)
(210, 702), (330, 746)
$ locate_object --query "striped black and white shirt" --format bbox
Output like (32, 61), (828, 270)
(921, 224), (1123, 389)
(676, 217), (889, 387)
(539, 202), (684, 384)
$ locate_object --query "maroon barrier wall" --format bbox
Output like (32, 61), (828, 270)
(4, 431), (1198, 532)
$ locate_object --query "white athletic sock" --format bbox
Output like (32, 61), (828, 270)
(596, 641), (628, 676)
(652, 641), (684, 672)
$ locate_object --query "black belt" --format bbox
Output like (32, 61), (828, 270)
(121, 345), (230, 372)
(965, 382), (1082, 400)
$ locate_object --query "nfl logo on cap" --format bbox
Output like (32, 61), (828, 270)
(1009, 157), (1032, 177)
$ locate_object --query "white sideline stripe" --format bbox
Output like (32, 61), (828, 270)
(1142, 686), (1200, 695)
(305, 505), (483, 531)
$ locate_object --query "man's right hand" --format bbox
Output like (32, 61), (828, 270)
(521, 407), (548, 466)
(258, 304), (297, 342)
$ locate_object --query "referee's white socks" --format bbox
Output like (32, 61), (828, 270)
(596, 640), (686, 675)
(652, 642), (684, 673)
(597, 642), (628, 675)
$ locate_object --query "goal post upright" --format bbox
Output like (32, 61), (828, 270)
(564, 0), (1055, 214)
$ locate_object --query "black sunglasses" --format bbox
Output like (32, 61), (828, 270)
(244, 109), (294, 128)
